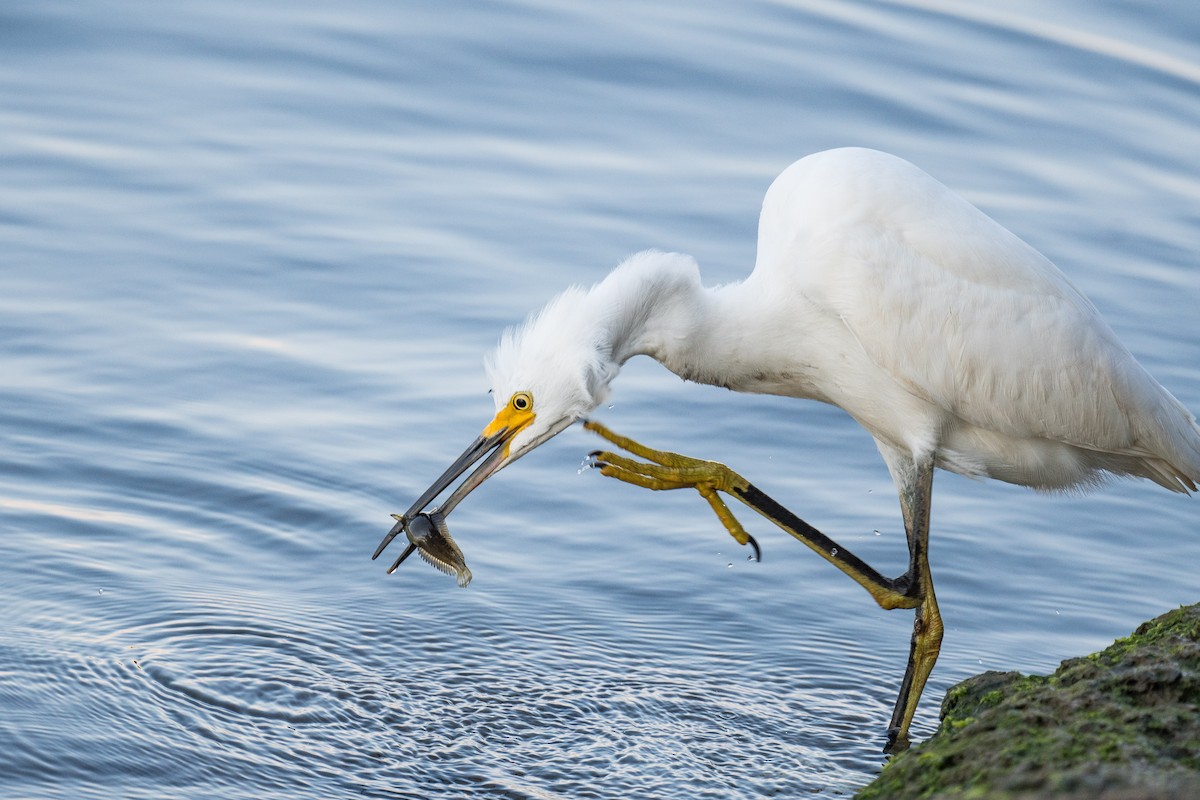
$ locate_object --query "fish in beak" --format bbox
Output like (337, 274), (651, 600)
(378, 510), (472, 587)
(371, 393), (540, 584)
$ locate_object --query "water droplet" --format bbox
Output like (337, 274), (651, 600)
(97, 588), (104, 595)
(830, 547), (838, 556)
(726, 563), (733, 569)
(873, 529), (881, 536)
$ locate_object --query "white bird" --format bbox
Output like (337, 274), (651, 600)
(373, 147), (1200, 752)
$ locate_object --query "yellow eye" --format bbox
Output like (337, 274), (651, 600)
(511, 392), (533, 412)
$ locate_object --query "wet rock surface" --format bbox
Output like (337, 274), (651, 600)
(856, 604), (1200, 800)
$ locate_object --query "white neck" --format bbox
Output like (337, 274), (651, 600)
(592, 251), (802, 396)
(490, 250), (831, 422)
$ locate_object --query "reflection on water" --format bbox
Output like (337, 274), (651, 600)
(2, 1), (1199, 798)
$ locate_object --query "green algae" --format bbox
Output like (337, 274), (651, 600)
(855, 604), (1200, 800)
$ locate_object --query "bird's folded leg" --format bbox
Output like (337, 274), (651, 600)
(585, 419), (919, 610)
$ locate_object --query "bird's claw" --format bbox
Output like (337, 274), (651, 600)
(745, 533), (762, 563)
(586, 424), (763, 563)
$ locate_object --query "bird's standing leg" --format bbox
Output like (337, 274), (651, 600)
(883, 454), (943, 754)
(585, 419), (942, 752)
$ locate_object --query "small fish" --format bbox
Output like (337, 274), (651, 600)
(381, 510), (472, 588)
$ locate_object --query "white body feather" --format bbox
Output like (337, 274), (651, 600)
(489, 148), (1200, 493)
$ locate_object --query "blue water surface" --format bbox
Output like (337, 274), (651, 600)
(2, 2), (1199, 798)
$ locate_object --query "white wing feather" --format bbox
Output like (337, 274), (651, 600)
(758, 148), (1200, 489)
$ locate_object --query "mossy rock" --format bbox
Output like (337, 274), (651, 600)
(855, 604), (1200, 800)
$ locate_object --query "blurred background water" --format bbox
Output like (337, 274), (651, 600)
(2, 1), (1198, 797)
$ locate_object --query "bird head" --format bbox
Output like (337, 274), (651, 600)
(370, 251), (704, 577)
(372, 251), (698, 574)
(394, 283), (618, 526)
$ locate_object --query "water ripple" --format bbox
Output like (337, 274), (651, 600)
(3, 1), (1199, 799)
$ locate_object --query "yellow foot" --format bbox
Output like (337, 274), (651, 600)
(584, 420), (761, 560)
(884, 728), (910, 755)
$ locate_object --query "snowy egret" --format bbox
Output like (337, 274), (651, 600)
(373, 147), (1200, 752)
